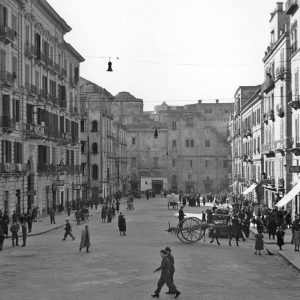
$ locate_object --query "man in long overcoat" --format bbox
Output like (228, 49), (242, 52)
(151, 249), (181, 298)
(118, 212), (126, 236)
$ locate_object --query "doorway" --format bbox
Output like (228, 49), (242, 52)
(152, 180), (163, 194)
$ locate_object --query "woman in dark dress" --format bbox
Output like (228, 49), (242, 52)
(276, 226), (285, 250)
(118, 212), (126, 236)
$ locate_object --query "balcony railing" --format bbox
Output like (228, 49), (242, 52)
(274, 138), (293, 150)
(0, 71), (15, 86)
(288, 95), (300, 110)
(25, 123), (45, 139)
(1, 116), (16, 133)
(25, 43), (37, 59)
(286, 0), (299, 15)
(275, 66), (287, 80)
(261, 74), (275, 93)
(0, 25), (17, 44)
(0, 163), (23, 173)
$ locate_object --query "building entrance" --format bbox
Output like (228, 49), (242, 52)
(152, 180), (163, 194)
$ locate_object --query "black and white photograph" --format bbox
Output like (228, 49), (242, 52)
(1, 0), (300, 299)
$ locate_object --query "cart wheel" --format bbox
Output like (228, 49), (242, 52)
(177, 217), (204, 243)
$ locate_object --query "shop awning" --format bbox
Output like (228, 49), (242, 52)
(242, 184), (257, 195)
(276, 181), (300, 208)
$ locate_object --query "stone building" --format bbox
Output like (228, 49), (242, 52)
(80, 78), (124, 200)
(112, 92), (168, 194)
(0, 0), (84, 216)
(261, 2), (293, 209)
(154, 100), (233, 193)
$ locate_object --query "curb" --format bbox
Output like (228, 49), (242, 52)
(278, 251), (300, 272)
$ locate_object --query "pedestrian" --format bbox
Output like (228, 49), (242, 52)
(0, 227), (6, 251)
(67, 204), (71, 217)
(62, 220), (75, 241)
(202, 211), (206, 222)
(210, 227), (221, 246)
(50, 208), (55, 224)
(107, 206), (112, 223)
(254, 229), (264, 255)
(202, 195), (206, 207)
(12, 210), (17, 222)
(21, 221), (27, 247)
(116, 200), (120, 213)
(228, 216), (240, 247)
(165, 247), (175, 287)
(27, 213), (33, 233)
(79, 224), (91, 253)
(292, 217), (300, 251)
(151, 249), (181, 298)
(267, 217), (277, 239)
(10, 220), (20, 247)
(101, 206), (107, 223)
(118, 212), (127, 236)
(178, 206), (185, 228)
(2, 211), (9, 237)
(276, 226), (285, 251)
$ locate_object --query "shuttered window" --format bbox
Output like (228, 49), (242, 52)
(14, 142), (22, 163)
(0, 4), (7, 26)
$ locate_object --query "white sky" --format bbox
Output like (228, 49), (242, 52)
(47, 0), (277, 110)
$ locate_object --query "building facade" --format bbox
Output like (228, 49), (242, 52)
(80, 78), (124, 200)
(0, 0), (84, 216)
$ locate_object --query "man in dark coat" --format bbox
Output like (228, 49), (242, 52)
(50, 208), (55, 224)
(118, 212), (126, 236)
(178, 206), (185, 228)
(268, 217), (277, 239)
(10, 220), (20, 247)
(27, 213), (33, 233)
(165, 247), (175, 290)
(2, 212), (9, 237)
(21, 221), (27, 247)
(229, 216), (240, 247)
(151, 249), (181, 298)
(210, 226), (221, 245)
(62, 220), (75, 241)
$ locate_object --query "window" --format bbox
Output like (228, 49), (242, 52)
(2, 140), (12, 163)
(91, 120), (97, 132)
(205, 140), (211, 147)
(257, 109), (260, 124)
(92, 165), (98, 180)
(190, 139), (194, 147)
(186, 117), (194, 127)
(186, 140), (190, 147)
(172, 159), (176, 168)
(80, 120), (85, 132)
(0, 4), (7, 27)
(92, 143), (98, 154)
(172, 121), (177, 130)
(223, 160), (228, 168)
(189, 160), (193, 168)
(132, 137), (136, 145)
(11, 14), (17, 33)
(172, 140), (176, 147)
(172, 175), (177, 184)
(0, 49), (6, 72)
(188, 175), (192, 180)
(14, 142), (22, 164)
(154, 157), (158, 168)
(131, 157), (136, 167)
(81, 141), (86, 154)
(205, 160), (209, 168)
(12, 56), (17, 78)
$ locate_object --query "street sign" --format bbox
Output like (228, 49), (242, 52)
(289, 166), (300, 173)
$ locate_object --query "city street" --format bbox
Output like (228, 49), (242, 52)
(1, 197), (300, 300)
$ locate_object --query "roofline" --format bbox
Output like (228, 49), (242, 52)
(65, 43), (85, 63)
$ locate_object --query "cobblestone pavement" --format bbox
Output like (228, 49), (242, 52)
(1, 197), (300, 300)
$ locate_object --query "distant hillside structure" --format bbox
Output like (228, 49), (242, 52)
(113, 94), (233, 194)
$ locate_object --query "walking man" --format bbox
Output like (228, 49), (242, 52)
(10, 220), (20, 247)
(178, 206), (185, 228)
(151, 249), (181, 298)
(62, 220), (75, 241)
(27, 213), (33, 233)
(21, 221), (27, 247)
(79, 225), (91, 252)
(165, 247), (175, 292)
(118, 212), (127, 236)
(50, 208), (55, 224)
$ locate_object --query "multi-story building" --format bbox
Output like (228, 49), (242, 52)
(112, 92), (169, 194)
(261, 2), (292, 209)
(154, 100), (233, 193)
(0, 0), (84, 216)
(276, 0), (300, 217)
(230, 86), (261, 197)
(80, 78), (122, 200)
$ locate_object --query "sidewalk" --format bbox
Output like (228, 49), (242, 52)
(250, 226), (300, 271)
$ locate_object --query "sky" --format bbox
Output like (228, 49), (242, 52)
(47, 0), (277, 110)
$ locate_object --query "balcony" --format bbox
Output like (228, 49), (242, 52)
(261, 177), (275, 187)
(0, 163), (23, 174)
(39, 89), (48, 100)
(61, 68), (67, 78)
(261, 74), (275, 94)
(25, 43), (37, 59)
(48, 93), (58, 105)
(1, 116), (16, 133)
(286, 0), (299, 15)
(25, 123), (45, 139)
(0, 71), (15, 86)
(26, 83), (37, 96)
(268, 109), (275, 122)
(273, 139), (293, 151)
(288, 95), (300, 110)
(275, 66), (288, 81)
(0, 25), (17, 44)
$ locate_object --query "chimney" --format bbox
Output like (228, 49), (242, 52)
(198, 100), (202, 104)
(216, 99), (219, 104)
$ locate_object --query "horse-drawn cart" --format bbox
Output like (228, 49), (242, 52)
(167, 213), (230, 243)
(167, 193), (179, 210)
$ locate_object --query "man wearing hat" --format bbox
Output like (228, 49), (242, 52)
(152, 249), (181, 298)
(165, 247), (175, 293)
(62, 220), (75, 241)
